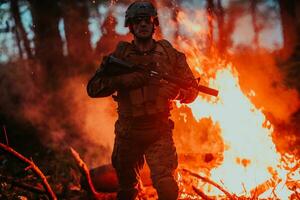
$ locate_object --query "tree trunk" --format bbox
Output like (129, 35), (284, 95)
(221, 3), (244, 53)
(29, 0), (64, 89)
(278, 0), (298, 60)
(14, 23), (23, 59)
(11, 0), (33, 59)
(61, 0), (93, 71)
(250, 0), (259, 49)
(206, 0), (215, 52)
(278, 0), (300, 92)
(171, 0), (180, 44)
(275, 0), (300, 161)
(216, 0), (225, 55)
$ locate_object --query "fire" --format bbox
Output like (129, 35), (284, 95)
(194, 66), (285, 197)
(172, 41), (299, 199)
(166, 8), (300, 199)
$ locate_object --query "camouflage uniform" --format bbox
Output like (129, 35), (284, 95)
(87, 39), (197, 199)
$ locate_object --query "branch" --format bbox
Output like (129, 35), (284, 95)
(192, 186), (214, 200)
(182, 168), (235, 200)
(11, 0), (33, 58)
(0, 143), (57, 200)
(69, 147), (116, 200)
(0, 175), (46, 195)
(2, 125), (9, 146)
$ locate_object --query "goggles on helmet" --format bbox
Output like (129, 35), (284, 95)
(131, 16), (155, 25)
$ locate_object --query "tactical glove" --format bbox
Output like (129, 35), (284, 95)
(176, 87), (198, 103)
(158, 82), (180, 100)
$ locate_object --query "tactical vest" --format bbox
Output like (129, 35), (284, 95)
(113, 40), (177, 118)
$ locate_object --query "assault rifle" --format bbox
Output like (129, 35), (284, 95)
(98, 55), (219, 97)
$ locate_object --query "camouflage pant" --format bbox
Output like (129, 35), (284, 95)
(112, 118), (178, 200)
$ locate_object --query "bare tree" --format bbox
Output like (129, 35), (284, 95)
(11, 0), (33, 59)
(206, 0), (215, 51)
(216, 0), (225, 54)
(29, 0), (64, 89)
(278, 0), (300, 92)
(250, 0), (259, 49)
(278, 0), (298, 60)
(218, 2), (245, 54)
(61, 0), (93, 70)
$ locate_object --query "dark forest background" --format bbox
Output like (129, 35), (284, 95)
(0, 0), (300, 198)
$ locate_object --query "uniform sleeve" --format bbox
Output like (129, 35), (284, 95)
(87, 41), (125, 98)
(87, 61), (116, 98)
(87, 61), (148, 98)
(174, 51), (198, 104)
(87, 42), (148, 98)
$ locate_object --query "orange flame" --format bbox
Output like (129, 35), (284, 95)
(170, 7), (300, 199)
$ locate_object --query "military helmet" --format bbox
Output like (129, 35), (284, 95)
(124, 0), (159, 27)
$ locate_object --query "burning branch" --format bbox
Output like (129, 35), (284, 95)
(250, 178), (279, 198)
(192, 186), (214, 200)
(69, 147), (116, 200)
(182, 168), (235, 199)
(0, 143), (57, 200)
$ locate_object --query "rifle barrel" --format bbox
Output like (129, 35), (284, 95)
(196, 85), (219, 97)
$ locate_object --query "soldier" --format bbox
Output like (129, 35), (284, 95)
(87, 1), (198, 199)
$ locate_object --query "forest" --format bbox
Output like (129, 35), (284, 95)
(0, 0), (299, 199)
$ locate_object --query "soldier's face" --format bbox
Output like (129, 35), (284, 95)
(131, 16), (154, 40)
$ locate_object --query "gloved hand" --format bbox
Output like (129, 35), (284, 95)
(158, 82), (180, 100)
(110, 71), (148, 90)
(176, 87), (198, 103)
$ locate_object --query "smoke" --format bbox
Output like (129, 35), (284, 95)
(60, 75), (117, 167)
(231, 50), (299, 121)
(0, 0), (299, 170)
(0, 58), (117, 167)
